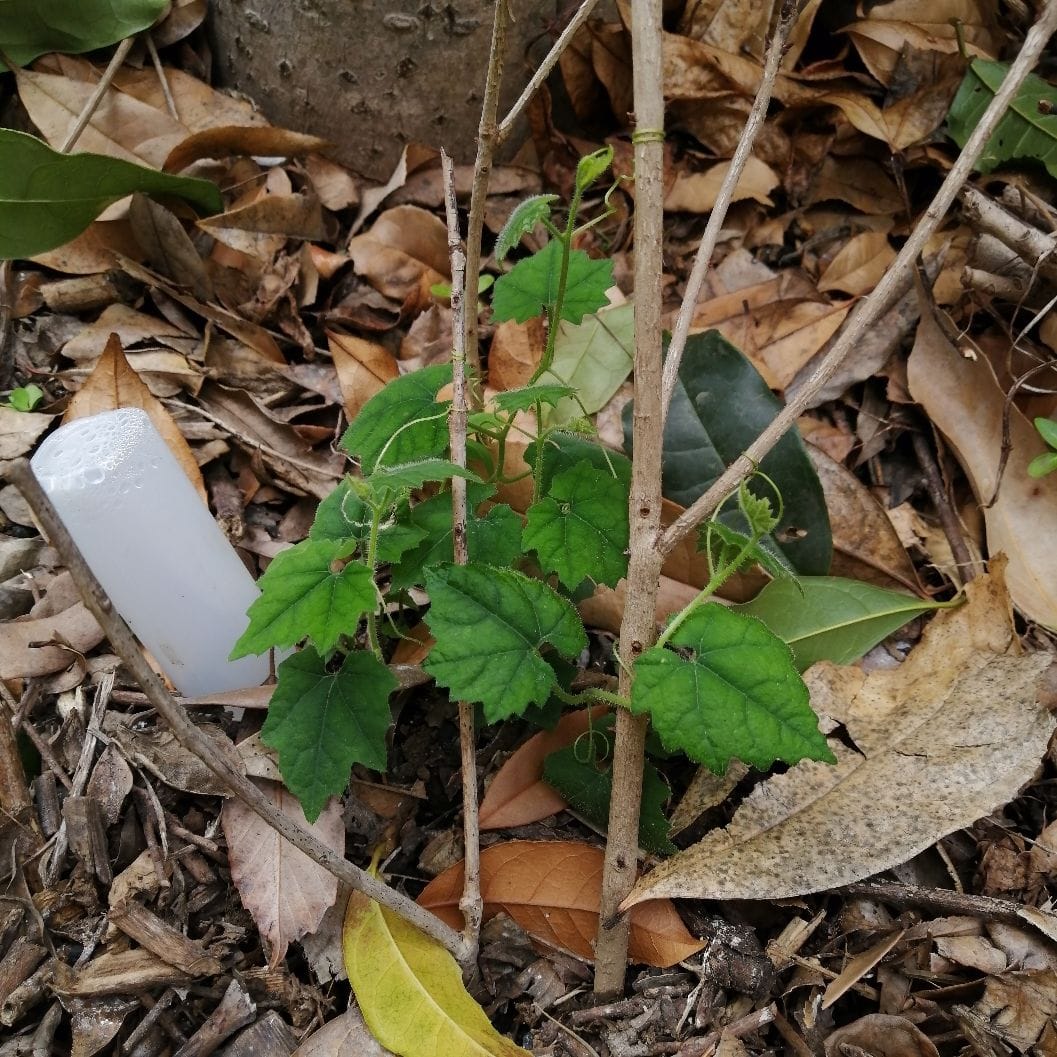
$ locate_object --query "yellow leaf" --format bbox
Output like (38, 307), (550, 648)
(343, 891), (529, 1057)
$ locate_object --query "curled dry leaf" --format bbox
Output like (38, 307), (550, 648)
(328, 331), (399, 422)
(164, 125), (332, 173)
(479, 708), (604, 830)
(907, 303), (1057, 628)
(222, 779), (344, 967)
(64, 333), (206, 501)
(0, 602), (104, 680)
(624, 561), (1054, 907)
(823, 1014), (939, 1057)
(418, 840), (704, 967)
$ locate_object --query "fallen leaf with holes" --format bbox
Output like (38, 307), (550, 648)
(623, 561), (1054, 906)
(64, 333), (206, 501)
(479, 708), (604, 830)
(418, 840), (703, 966)
(222, 779), (344, 967)
(907, 303), (1057, 628)
(344, 889), (529, 1057)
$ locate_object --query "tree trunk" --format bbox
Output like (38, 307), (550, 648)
(208, 0), (551, 181)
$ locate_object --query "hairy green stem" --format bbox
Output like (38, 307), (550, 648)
(364, 504), (384, 658)
(553, 686), (631, 710)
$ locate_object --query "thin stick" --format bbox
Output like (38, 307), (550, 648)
(658, 0), (1057, 559)
(463, 0), (511, 384)
(7, 459), (466, 959)
(60, 36), (136, 154)
(145, 33), (180, 121)
(660, 0), (794, 420)
(593, 0), (666, 997)
(441, 149), (483, 961)
(496, 0), (604, 145)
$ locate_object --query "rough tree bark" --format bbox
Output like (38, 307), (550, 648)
(208, 0), (552, 181)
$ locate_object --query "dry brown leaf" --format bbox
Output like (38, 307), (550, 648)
(822, 90), (955, 152)
(164, 125), (331, 172)
(824, 1014), (939, 1057)
(488, 318), (545, 392)
(479, 708), (604, 830)
(805, 156), (903, 216)
(808, 445), (920, 593)
(292, 1006), (394, 1056)
(16, 68), (187, 167)
(907, 304), (1057, 627)
(31, 219), (144, 275)
(61, 304), (194, 363)
(152, 0), (207, 46)
(222, 779), (344, 967)
(822, 930), (905, 1009)
(199, 193), (325, 243)
(677, 0), (769, 55)
(624, 562), (1055, 907)
(974, 971), (1057, 1051)
(348, 205), (450, 315)
(128, 194), (213, 301)
(328, 332), (399, 422)
(0, 407), (54, 460)
(64, 334), (206, 501)
(664, 156), (779, 213)
(418, 841), (704, 967)
(0, 603), (104, 680)
(818, 231), (896, 296)
(303, 154), (360, 212)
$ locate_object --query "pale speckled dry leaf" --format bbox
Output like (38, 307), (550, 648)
(907, 304), (1057, 628)
(818, 231), (896, 296)
(669, 760), (749, 836)
(64, 334), (207, 501)
(479, 708), (604, 830)
(664, 156), (779, 213)
(808, 445), (920, 593)
(846, 0), (998, 85)
(292, 1005), (394, 1056)
(328, 331), (399, 422)
(16, 68), (187, 167)
(974, 971), (1057, 1051)
(222, 778), (344, 967)
(823, 1014), (939, 1057)
(419, 840), (704, 967)
(624, 564), (1055, 907)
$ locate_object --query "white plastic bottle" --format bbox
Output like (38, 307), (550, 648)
(31, 407), (270, 696)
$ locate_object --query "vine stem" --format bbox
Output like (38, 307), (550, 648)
(593, 0), (666, 997)
(659, 0), (796, 422)
(7, 459), (467, 960)
(441, 149), (483, 962)
(657, 0), (1057, 560)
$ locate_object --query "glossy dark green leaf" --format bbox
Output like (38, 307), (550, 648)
(262, 648), (395, 822)
(0, 0), (168, 67)
(625, 330), (831, 574)
(0, 130), (222, 260)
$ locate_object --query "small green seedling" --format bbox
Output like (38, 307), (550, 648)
(1029, 417), (1057, 478)
(3, 385), (45, 412)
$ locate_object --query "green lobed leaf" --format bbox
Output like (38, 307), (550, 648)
(736, 576), (954, 672)
(543, 741), (675, 854)
(491, 240), (613, 325)
(231, 539), (377, 658)
(523, 460), (629, 589)
(948, 59), (1057, 179)
(340, 364), (451, 474)
(0, 130), (222, 260)
(626, 330), (831, 574)
(424, 563), (587, 721)
(632, 603), (834, 773)
(1036, 416), (1057, 450)
(390, 491), (523, 590)
(262, 648), (396, 823)
(575, 146), (615, 194)
(494, 193), (559, 261)
(0, 0), (169, 67)
(310, 480), (426, 563)
(368, 459), (482, 492)
(491, 383), (577, 414)
(540, 301), (635, 425)
(527, 432), (632, 495)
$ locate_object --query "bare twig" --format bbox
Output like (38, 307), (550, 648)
(658, 0), (1057, 559)
(145, 33), (180, 121)
(660, 0), (794, 420)
(593, 0), (666, 996)
(7, 459), (466, 959)
(60, 36), (136, 154)
(463, 0), (511, 384)
(441, 149), (483, 961)
(496, 0), (604, 145)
